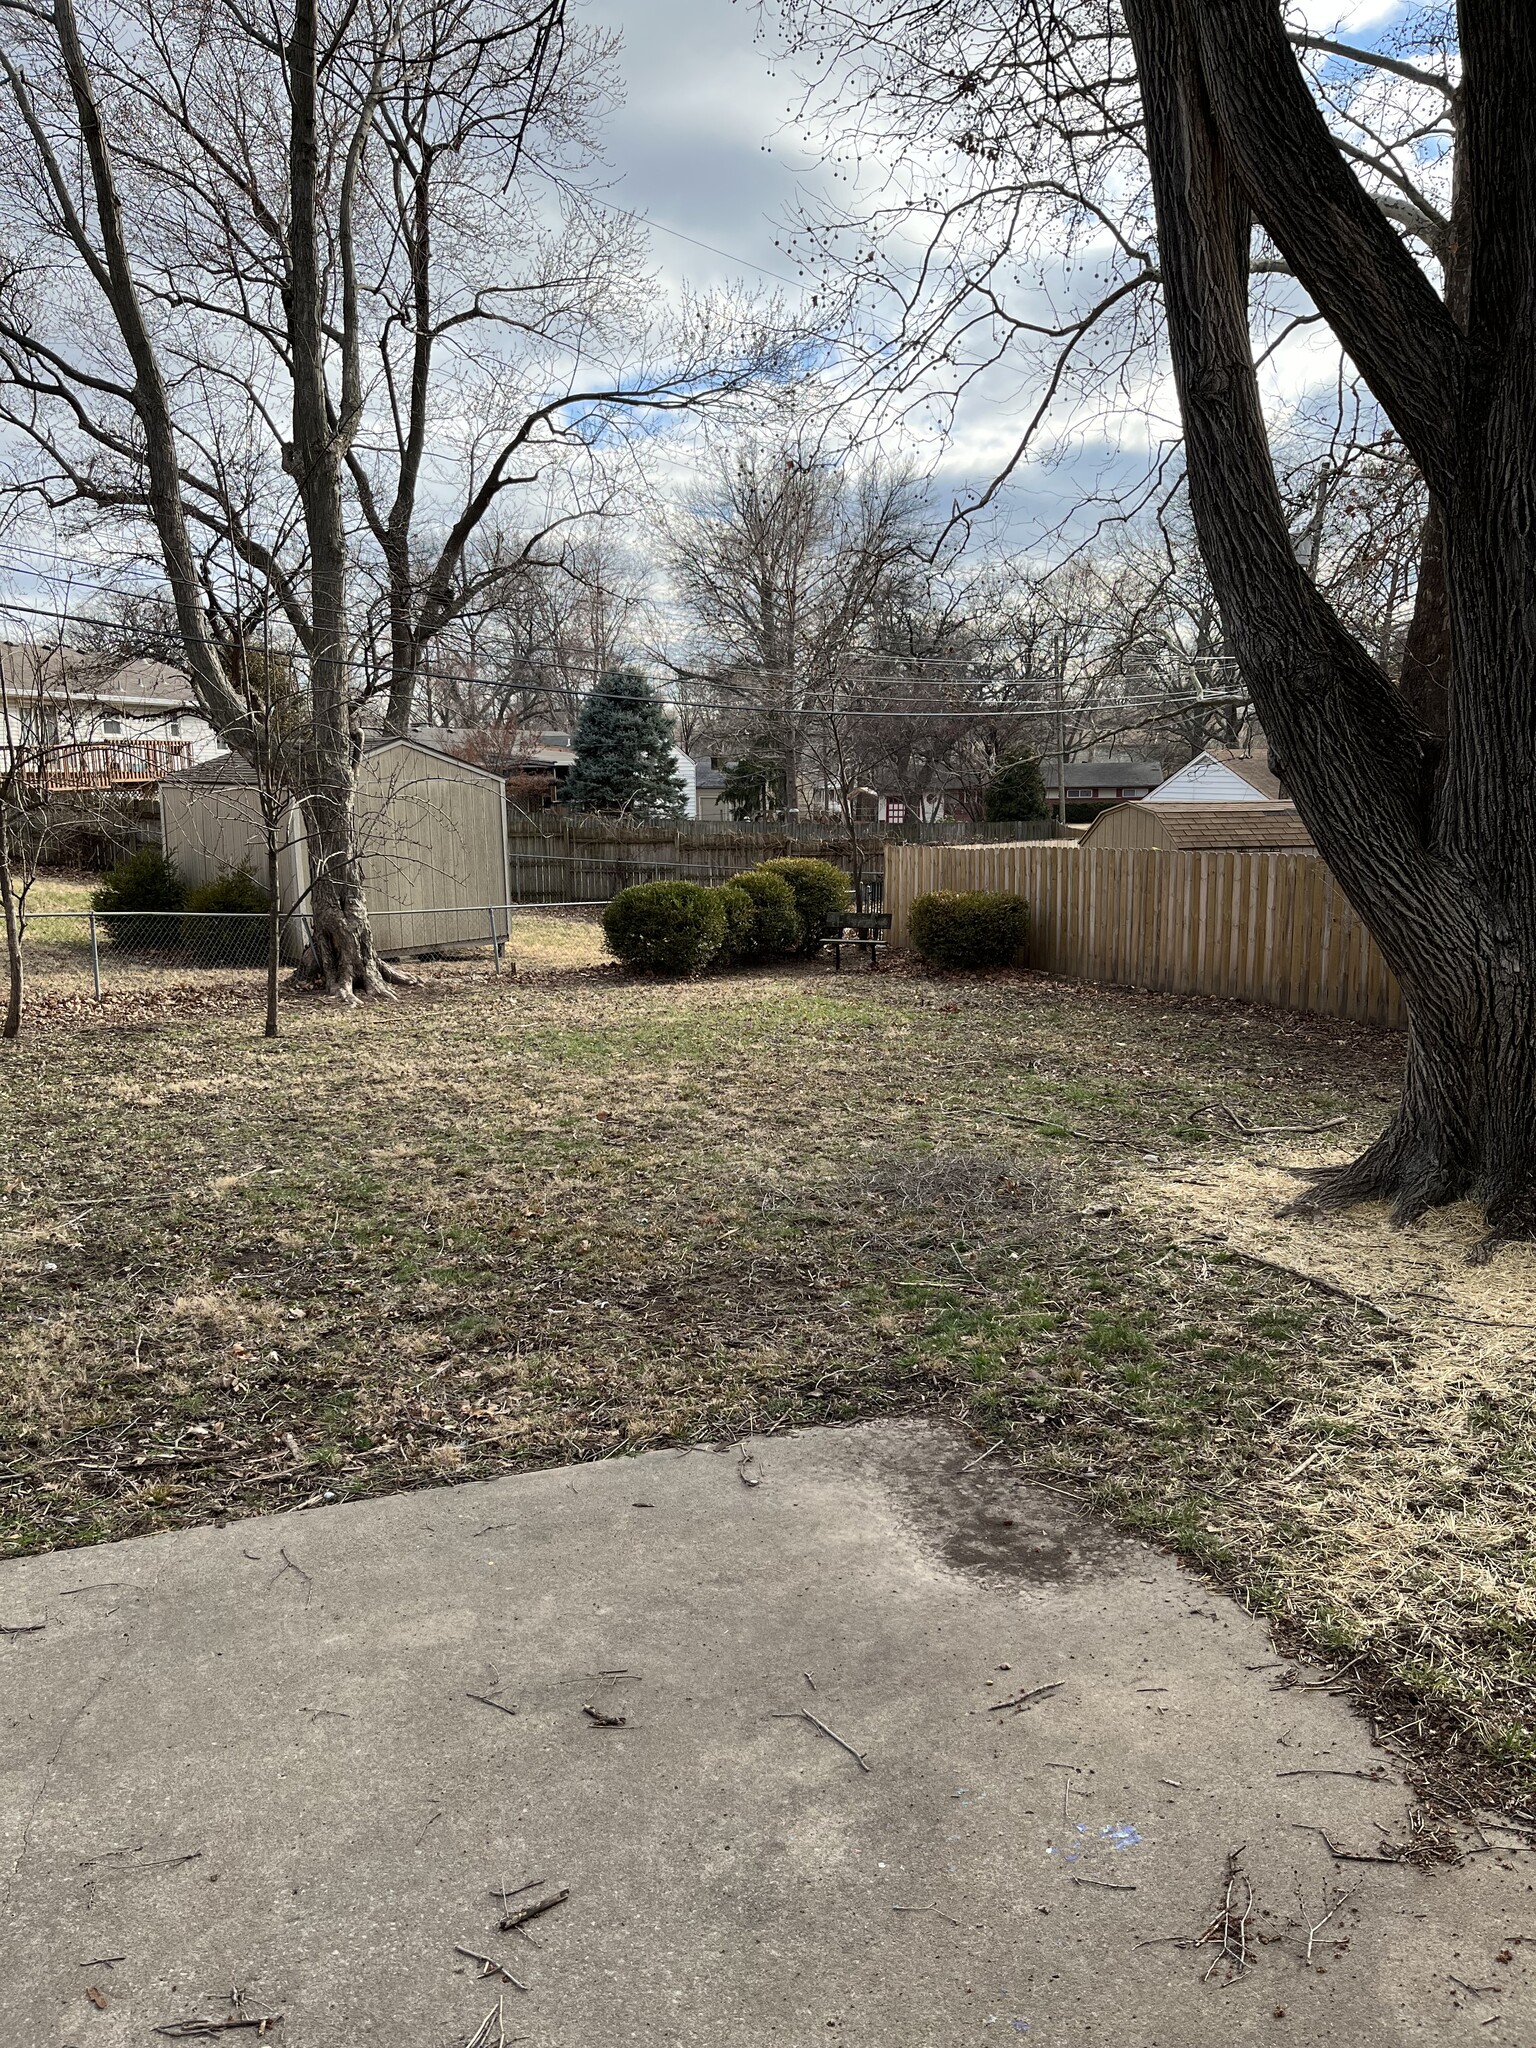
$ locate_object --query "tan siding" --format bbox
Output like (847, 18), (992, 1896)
(355, 743), (507, 952)
(163, 741), (508, 958)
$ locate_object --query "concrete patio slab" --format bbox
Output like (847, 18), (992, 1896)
(2, 1421), (1531, 2046)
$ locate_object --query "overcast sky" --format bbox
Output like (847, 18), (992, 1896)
(584, 0), (1417, 544)
(585, 0), (823, 304)
(591, 0), (1410, 304)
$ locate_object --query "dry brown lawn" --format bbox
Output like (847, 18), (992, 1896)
(3, 924), (1534, 1804)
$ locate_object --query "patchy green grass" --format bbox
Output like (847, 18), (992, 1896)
(2, 953), (1531, 1801)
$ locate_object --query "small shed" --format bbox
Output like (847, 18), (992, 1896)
(161, 735), (509, 957)
(1080, 800), (1315, 853)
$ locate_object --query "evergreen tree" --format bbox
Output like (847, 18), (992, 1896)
(566, 668), (687, 818)
(722, 747), (786, 820)
(984, 753), (1048, 822)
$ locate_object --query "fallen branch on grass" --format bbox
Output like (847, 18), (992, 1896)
(1219, 1105), (1348, 1138)
(1180, 1239), (1396, 1323)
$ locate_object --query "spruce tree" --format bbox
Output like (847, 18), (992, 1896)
(566, 668), (687, 818)
(984, 753), (1048, 822)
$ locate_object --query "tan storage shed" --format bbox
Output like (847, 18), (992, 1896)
(1079, 799), (1315, 853)
(161, 736), (509, 957)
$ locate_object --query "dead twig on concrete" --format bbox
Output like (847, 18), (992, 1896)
(152, 2017), (283, 2037)
(454, 1946), (527, 1991)
(270, 1548), (310, 1595)
(1197, 1845), (1255, 1982)
(988, 1681), (1064, 1714)
(466, 1693), (519, 1719)
(737, 1444), (762, 1486)
(1277, 1767), (1388, 1782)
(1071, 1875), (1138, 1892)
(801, 1709), (871, 1772)
(1296, 1879), (1361, 1962)
(498, 1887), (569, 1933)
(1449, 1976), (1505, 2000)
(1291, 1822), (1409, 1865)
(581, 1703), (625, 1727)
(462, 2002), (502, 2048)
(0, 1619), (46, 1634)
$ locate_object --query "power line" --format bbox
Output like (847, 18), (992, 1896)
(0, 553), (1249, 721)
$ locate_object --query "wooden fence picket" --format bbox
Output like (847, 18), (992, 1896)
(884, 842), (1403, 1029)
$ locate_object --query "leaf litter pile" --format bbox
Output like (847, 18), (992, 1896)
(3, 949), (1534, 1805)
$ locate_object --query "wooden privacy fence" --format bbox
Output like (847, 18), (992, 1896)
(884, 842), (1406, 1029)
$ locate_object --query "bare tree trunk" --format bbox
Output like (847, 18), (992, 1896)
(1126, 0), (1536, 1245)
(264, 827), (280, 1039)
(0, 815), (23, 1041)
(286, 0), (390, 1000)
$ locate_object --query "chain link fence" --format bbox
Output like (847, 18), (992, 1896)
(18, 902), (606, 1006)
(14, 847), (878, 1019)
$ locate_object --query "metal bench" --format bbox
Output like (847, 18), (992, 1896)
(819, 911), (891, 971)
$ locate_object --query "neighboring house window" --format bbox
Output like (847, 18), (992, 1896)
(885, 800), (906, 824)
(1068, 786), (1093, 798)
(103, 716), (122, 735)
(168, 718), (182, 736)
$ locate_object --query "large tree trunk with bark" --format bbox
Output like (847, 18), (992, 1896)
(1123, 0), (1536, 1246)
(286, 0), (394, 1000)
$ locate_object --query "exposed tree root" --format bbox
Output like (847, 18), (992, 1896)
(1278, 1110), (1536, 1257)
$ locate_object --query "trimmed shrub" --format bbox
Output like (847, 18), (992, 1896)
(91, 845), (186, 950)
(909, 889), (1029, 971)
(602, 880), (726, 975)
(724, 867), (802, 958)
(183, 866), (270, 964)
(757, 857), (851, 953)
(711, 882), (760, 966)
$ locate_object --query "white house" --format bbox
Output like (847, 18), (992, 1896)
(1144, 747), (1283, 804)
(0, 642), (221, 789)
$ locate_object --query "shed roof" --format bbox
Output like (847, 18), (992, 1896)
(1083, 800), (1315, 851)
(161, 731), (503, 789)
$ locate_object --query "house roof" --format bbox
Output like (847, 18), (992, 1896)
(1043, 757), (1164, 785)
(1202, 748), (1284, 799)
(0, 641), (199, 714)
(405, 724), (575, 770)
(1089, 800), (1314, 851)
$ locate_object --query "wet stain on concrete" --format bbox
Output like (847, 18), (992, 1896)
(862, 1423), (1137, 1591)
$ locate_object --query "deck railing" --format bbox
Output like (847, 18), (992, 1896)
(23, 738), (194, 790)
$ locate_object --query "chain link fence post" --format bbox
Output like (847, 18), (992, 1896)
(88, 910), (102, 1001)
